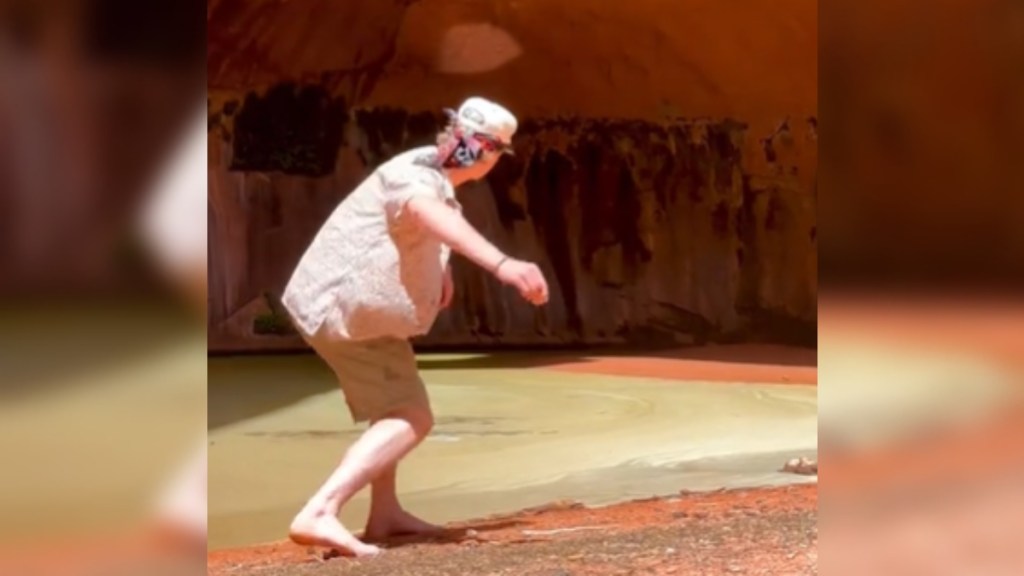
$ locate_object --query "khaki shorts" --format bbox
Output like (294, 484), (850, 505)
(304, 330), (431, 424)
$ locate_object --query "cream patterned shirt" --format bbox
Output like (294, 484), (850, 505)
(282, 146), (459, 341)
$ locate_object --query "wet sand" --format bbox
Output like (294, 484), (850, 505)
(208, 345), (817, 550)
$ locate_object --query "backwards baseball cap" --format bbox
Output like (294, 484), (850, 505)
(449, 96), (518, 154)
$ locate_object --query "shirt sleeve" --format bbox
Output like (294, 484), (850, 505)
(381, 168), (448, 222)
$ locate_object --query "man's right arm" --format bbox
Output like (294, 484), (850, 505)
(403, 196), (549, 305)
(403, 195), (506, 272)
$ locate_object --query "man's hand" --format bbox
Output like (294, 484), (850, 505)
(494, 258), (549, 306)
(440, 265), (454, 309)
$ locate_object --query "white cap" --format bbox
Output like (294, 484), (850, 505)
(456, 96), (518, 149)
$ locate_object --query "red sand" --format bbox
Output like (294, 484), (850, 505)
(548, 345), (817, 385)
(208, 485), (817, 576)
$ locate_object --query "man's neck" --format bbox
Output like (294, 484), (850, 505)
(412, 144), (473, 187)
(442, 167), (473, 188)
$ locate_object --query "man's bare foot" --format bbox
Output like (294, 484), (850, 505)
(364, 509), (444, 542)
(289, 513), (382, 557)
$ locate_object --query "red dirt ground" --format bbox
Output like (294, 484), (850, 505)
(548, 345), (817, 385)
(207, 484), (817, 576)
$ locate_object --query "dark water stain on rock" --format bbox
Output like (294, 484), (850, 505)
(211, 105), (816, 348)
(734, 176), (761, 317)
(354, 107), (447, 169)
(485, 153), (528, 229)
(765, 192), (786, 232)
(231, 84), (348, 176)
(712, 200), (731, 238)
(526, 149), (583, 336)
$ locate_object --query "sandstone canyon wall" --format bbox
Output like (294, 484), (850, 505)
(207, 0), (817, 351)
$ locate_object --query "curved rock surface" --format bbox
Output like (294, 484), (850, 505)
(207, 0), (817, 351)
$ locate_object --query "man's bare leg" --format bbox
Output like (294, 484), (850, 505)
(289, 406), (433, 557)
(364, 463), (443, 541)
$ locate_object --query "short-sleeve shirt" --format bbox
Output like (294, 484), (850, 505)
(281, 146), (460, 341)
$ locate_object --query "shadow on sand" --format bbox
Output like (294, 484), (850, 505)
(414, 343), (816, 371)
(208, 354), (340, 430)
(333, 519), (530, 556)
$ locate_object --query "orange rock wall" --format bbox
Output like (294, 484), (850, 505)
(207, 0), (817, 350)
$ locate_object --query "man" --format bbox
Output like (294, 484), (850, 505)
(281, 96), (549, 556)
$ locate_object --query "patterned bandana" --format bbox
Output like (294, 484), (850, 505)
(434, 108), (508, 168)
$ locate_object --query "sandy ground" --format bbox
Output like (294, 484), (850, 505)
(208, 344), (816, 550)
(208, 345), (818, 575)
(207, 294), (1024, 575)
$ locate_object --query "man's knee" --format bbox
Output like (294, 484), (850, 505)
(386, 405), (433, 438)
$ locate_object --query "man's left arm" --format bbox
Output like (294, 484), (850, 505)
(440, 262), (454, 309)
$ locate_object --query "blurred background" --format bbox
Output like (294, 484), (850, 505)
(821, 0), (1024, 573)
(0, 0), (205, 574)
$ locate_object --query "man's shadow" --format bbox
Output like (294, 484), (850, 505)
(320, 518), (528, 558)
